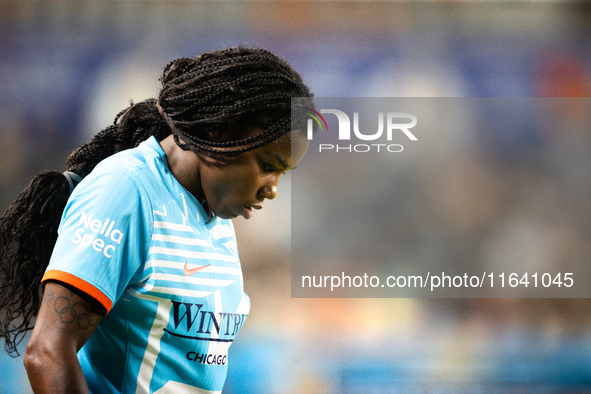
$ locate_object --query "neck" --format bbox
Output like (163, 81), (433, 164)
(159, 135), (205, 201)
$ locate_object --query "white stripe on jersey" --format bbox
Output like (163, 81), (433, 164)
(222, 241), (238, 257)
(144, 260), (242, 276)
(207, 291), (231, 357)
(236, 293), (250, 314)
(135, 300), (173, 394)
(153, 205), (167, 216)
(212, 224), (233, 240)
(148, 247), (238, 263)
(151, 234), (211, 247)
(180, 194), (188, 225)
(134, 282), (214, 298)
(154, 221), (196, 233)
(139, 273), (235, 288)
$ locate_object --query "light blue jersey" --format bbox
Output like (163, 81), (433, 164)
(43, 136), (250, 393)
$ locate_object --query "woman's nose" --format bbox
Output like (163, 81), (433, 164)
(259, 179), (279, 200)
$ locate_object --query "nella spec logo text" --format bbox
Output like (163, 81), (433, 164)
(305, 108), (417, 153)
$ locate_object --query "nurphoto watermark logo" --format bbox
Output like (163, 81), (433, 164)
(305, 107), (418, 153)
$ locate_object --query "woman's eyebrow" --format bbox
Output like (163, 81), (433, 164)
(267, 151), (290, 169)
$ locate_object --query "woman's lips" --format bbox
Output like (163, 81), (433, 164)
(243, 204), (263, 219)
(243, 205), (254, 219)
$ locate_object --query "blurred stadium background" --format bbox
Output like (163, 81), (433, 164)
(2, 1), (591, 393)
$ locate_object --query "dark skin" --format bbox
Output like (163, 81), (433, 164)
(24, 130), (309, 393)
(24, 281), (104, 394)
(160, 129), (308, 220)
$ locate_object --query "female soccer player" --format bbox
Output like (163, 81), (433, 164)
(0, 47), (313, 393)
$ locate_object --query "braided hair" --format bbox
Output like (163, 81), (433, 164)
(158, 47), (312, 156)
(0, 46), (314, 356)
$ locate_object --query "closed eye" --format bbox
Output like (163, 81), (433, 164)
(262, 162), (276, 173)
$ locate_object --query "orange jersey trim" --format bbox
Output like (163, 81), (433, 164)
(42, 270), (113, 314)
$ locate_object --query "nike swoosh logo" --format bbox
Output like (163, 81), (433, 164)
(183, 261), (210, 276)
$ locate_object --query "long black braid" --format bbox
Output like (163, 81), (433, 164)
(0, 46), (314, 356)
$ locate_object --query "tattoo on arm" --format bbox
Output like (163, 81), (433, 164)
(53, 295), (101, 330)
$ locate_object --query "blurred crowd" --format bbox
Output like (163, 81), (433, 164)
(2, 1), (591, 393)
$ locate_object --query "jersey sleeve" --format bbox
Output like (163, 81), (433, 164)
(42, 167), (154, 314)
